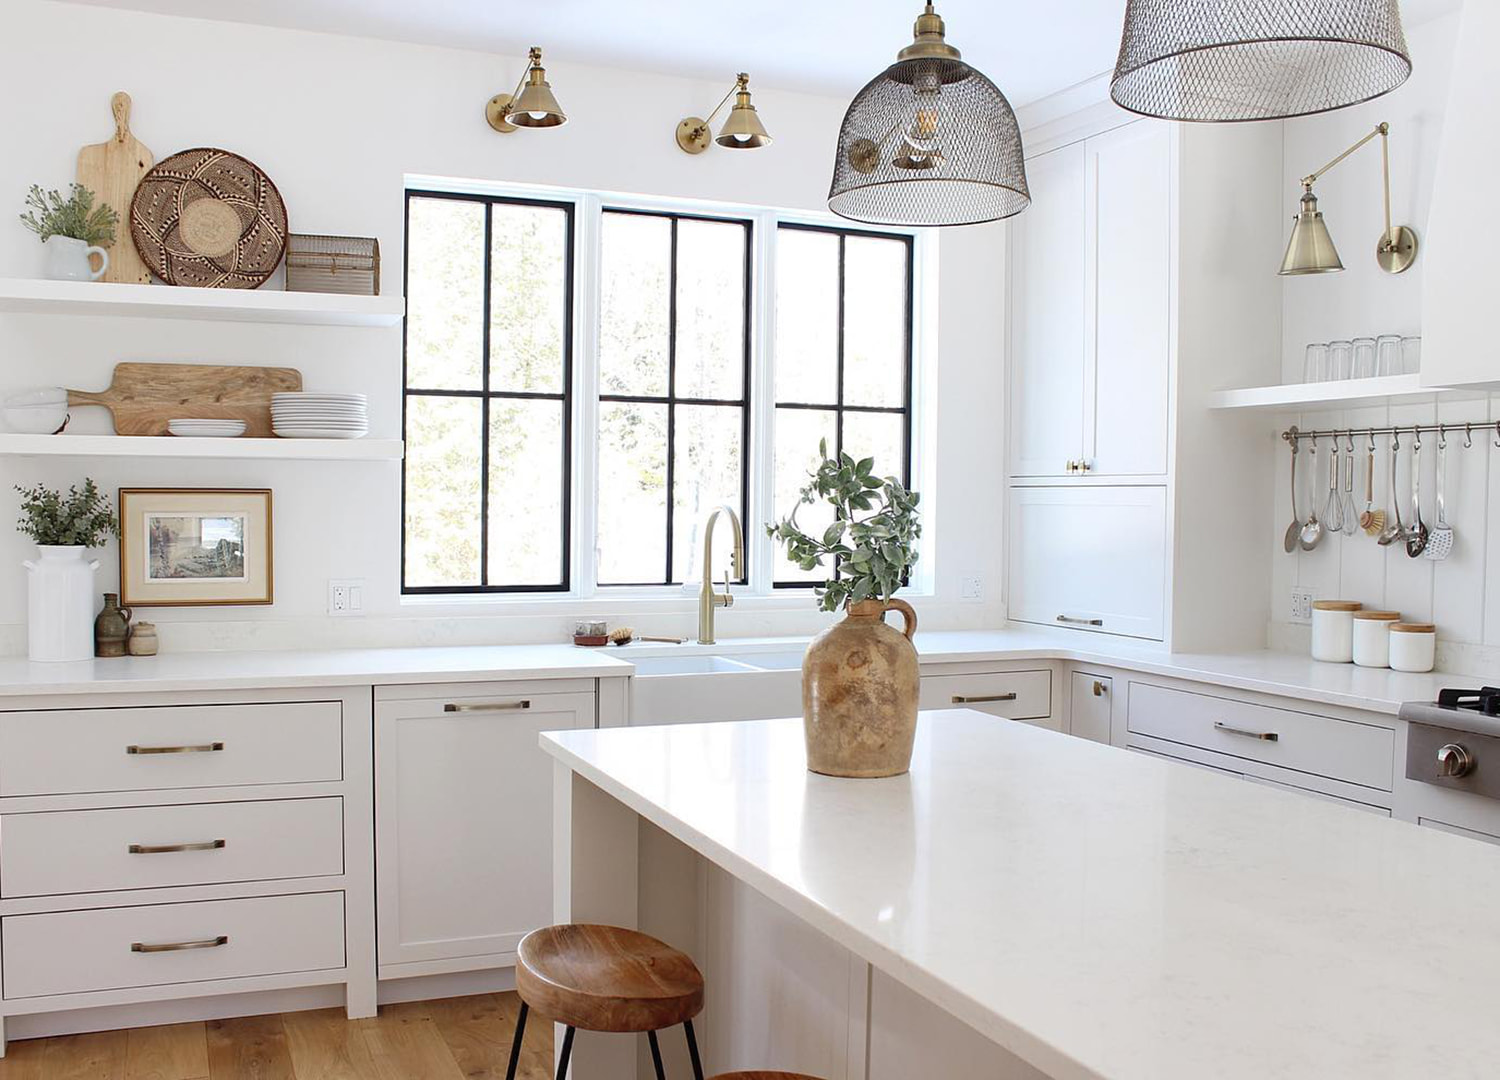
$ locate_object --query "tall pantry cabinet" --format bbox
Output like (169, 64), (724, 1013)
(1005, 101), (1282, 650)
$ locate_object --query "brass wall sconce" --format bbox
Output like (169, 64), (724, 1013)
(486, 47), (566, 133)
(1280, 122), (1418, 276)
(676, 73), (771, 154)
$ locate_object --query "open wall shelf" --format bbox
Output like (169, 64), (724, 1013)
(0, 278), (405, 327)
(1207, 374), (1471, 412)
(0, 434), (403, 461)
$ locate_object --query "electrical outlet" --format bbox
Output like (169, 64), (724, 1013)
(328, 578), (366, 617)
(1290, 586), (1314, 624)
(960, 576), (984, 601)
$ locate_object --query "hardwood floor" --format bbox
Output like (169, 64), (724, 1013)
(0, 994), (554, 1080)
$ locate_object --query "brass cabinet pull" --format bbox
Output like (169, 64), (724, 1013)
(128, 839), (227, 855)
(444, 700), (530, 713)
(132, 935), (229, 954)
(126, 742), (225, 755)
(1093, 680), (1107, 696)
(1214, 721), (1279, 742)
(951, 693), (1018, 704)
(1056, 615), (1104, 627)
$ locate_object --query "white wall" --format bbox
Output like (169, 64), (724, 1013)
(0, 0), (1006, 652)
(1267, 11), (1500, 671)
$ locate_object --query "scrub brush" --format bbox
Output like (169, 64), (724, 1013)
(608, 627), (687, 646)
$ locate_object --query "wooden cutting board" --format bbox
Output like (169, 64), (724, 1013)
(76, 92), (154, 285)
(67, 363), (303, 436)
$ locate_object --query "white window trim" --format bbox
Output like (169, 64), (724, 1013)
(401, 175), (937, 605)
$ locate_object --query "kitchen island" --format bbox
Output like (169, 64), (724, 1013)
(542, 710), (1500, 1079)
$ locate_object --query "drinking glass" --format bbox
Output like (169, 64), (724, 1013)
(1351, 337), (1377, 379)
(1376, 334), (1402, 377)
(1401, 335), (1422, 375)
(1303, 343), (1330, 383)
(1328, 339), (1353, 381)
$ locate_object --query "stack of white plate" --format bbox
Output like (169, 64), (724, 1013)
(168, 418), (247, 438)
(271, 393), (369, 439)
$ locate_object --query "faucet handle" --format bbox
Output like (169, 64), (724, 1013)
(720, 569), (734, 608)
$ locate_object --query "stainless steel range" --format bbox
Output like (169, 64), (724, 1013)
(1399, 688), (1500, 802)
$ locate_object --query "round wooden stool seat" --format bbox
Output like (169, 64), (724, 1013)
(707, 1073), (825, 1079)
(515, 924), (705, 1034)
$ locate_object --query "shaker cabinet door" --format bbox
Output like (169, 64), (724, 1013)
(1008, 142), (1087, 478)
(1007, 485), (1167, 641)
(375, 684), (594, 976)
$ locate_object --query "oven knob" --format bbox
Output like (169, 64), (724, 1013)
(1436, 743), (1475, 778)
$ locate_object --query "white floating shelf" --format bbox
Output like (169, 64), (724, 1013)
(0, 434), (403, 462)
(0, 278), (404, 327)
(1208, 374), (1467, 412)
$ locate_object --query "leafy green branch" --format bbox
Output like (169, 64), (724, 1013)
(15, 479), (120, 548)
(19, 184), (118, 246)
(766, 440), (921, 613)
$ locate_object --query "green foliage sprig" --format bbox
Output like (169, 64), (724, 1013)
(766, 440), (921, 613)
(19, 184), (118, 246)
(15, 479), (120, 548)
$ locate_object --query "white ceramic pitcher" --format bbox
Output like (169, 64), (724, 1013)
(25, 545), (100, 662)
(43, 235), (109, 282)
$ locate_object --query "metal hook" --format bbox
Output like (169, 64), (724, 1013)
(1368, 430), (1377, 453)
(1392, 428), (1400, 451)
(1465, 422), (1474, 450)
(1413, 427), (1423, 451)
(1438, 424), (1448, 450)
(1494, 420), (1500, 450)
(1345, 432), (1356, 453)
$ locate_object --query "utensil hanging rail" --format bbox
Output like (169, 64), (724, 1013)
(1283, 421), (1499, 449)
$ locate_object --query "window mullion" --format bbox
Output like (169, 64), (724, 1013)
(749, 211), (778, 595)
(478, 203), (494, 588)
(574, 192), (603, 598)
(664, 217), (679, 587)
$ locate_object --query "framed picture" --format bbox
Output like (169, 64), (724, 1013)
(118, 488), (273, 606)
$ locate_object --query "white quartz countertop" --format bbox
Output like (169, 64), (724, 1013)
(0, 624), (1465, 710)
(542, 712), (1500, 1080)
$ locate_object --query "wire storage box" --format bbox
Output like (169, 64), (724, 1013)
(284, 234), (380, 295)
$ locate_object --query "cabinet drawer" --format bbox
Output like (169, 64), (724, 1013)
(1, 798), (344, 898)
(1127, 683), (1393, 791)
(0, 702), (343, 796)
(2, 891), (345, 999)
(920, 671), (1052, 722)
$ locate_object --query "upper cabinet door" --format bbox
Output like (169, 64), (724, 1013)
(1085, 122), (1172, 478)
(1008, 142), (1087, 478)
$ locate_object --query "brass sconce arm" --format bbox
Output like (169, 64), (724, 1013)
(676, 73), (771, 154)
(1299, 122), (1397, 241)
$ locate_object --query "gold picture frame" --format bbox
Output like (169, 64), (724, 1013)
(118, 488), (274, 607)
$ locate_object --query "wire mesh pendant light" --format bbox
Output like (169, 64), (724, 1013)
(1111, 0), (1412, 123)
(828, 3), (1029, 227)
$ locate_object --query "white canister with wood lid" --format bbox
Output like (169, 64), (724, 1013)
(1352, 610), (1401, 668)
(1311, 600), (1362, 663)
(1389, 623), (1436, 673)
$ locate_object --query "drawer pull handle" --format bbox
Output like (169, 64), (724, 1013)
(126, 742), (225, 755)
(128, 839), (227, 855)
(1056, 615), (1104, 627)
(1093, 680), (1108, 697)
(951, 693), (1019, 704)
(132, 935), (229, 954)
(444, 700), (531, 713)
(1214, 721), (1279, 742)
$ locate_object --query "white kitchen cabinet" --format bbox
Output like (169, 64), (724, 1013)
(1008, 120), (1171, 479)
(1007, 485), (1168, 640)
(1008, 142), (1086, 478)
(374, 680), (595, 978)
(1069, 671), (1112, 744)
(1086, 121), (1172, 477)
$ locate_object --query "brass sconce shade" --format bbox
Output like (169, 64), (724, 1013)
(828, 3), (1029, 227)
(677, 73), (772, 154)
(1111, 0), (1412, 123)
(1279, 121), (1418, 277)
(486, 47), (566, 133)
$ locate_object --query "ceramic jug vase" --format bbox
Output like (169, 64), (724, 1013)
(25, 545), (100, 662)
(802, 598), (920, 777)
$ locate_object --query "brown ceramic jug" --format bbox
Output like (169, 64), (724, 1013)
(802, 597), (919, 778)
(93, 592), (132, 658)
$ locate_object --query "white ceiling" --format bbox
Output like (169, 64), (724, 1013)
(61, 0), (1464, 107)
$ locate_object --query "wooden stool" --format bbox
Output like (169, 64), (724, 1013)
(506, 924), (707, 1080)
(707, 1074), (826, 1079)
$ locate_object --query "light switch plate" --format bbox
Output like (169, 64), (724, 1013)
(328, 578), (367, 617)
(1290, 586), (1314, 624)
(960, 576), (984, 601)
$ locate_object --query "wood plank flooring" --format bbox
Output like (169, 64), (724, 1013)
(0, 994), (552, 1080)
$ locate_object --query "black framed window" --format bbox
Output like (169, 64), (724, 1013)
(402, 191), (573, 593)
(772, 224), (914, 585)
(595, 209), (752, 586)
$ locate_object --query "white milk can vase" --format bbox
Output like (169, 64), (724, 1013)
(25, 545), (100, 662)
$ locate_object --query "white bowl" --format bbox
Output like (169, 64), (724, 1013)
(3, 404), (68, 434)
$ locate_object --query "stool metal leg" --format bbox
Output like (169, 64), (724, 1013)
(555, 1026), (575, 1080)
(682, 1018), (705, 1080)
(504, 1002), (529, 1080)
(647, 1030), (667, 1080)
